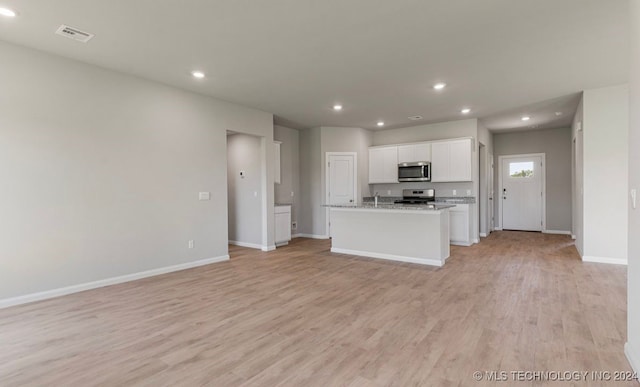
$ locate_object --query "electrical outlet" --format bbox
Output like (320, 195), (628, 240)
(254, 191), (258, 197)
(466, 189), (471, 196)
(291, 191), (295, 197)
(387, 190), (391, 195)
(188, 240), (194, 249)
(452, 190), (457, 196)
(198, 192), (210, 201)
(292, 221), (298, 230)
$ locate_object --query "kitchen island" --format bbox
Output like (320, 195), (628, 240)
(325, 203), (455, 267)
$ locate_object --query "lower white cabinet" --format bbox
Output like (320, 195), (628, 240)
(275, 205), (292, 246)
(449, 204), (471, 246)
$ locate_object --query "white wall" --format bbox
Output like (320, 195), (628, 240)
(274, 125), (300, 233)
(321, 126), (373, 202)
(227, 133), (263, 246)
(298, 126), (372, 237)
(582, 84), (629, 263)
(626, 0), (640, 375)
(493, 128), (573, 232)
(299, 127), (323, 236)
(0, 41), (274, 301)
(477, 120), (494, 235)
(572, 96), (584, 254)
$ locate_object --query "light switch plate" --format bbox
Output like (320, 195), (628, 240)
(199, 192), (211, 201)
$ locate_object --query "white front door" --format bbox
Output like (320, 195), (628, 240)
(327, 153), (357, 236)
(501, 155), (543, 231)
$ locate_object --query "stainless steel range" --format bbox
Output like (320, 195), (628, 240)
(394, 189), (435, 204)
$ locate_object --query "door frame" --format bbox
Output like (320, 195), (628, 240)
(325, 152), (358, 237)
(498, 153), (546, 231)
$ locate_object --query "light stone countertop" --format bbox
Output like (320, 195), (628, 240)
(323, 203), (456, 211)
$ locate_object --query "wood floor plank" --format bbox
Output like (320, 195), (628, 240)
(0, 232), (635, 386)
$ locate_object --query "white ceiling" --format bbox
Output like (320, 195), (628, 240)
(0, 0), (628, 131)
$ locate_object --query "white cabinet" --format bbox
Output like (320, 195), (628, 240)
(274, 141), (282, 184)
(431, 139), (472, 182)
(449, 204), (471, 246)
(368, 146), (398, 183)
(398, 143), (431, 163)
(275, 205), (291, 246)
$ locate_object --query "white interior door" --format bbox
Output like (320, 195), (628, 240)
(501, 155), (543, 231)
(327, 153), (357, 236)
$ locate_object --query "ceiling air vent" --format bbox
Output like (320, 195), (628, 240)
(408, 115), (423, 121)
(55, 25), (94, 43)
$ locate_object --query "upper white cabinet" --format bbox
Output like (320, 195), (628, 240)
(431, 139), (472, 182)
(369, 146), (398, 183)
(398, 143), (431, 163)
(274, 141), (282, 184)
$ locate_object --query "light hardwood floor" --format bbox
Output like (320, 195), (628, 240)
(0, 232), (634, 386)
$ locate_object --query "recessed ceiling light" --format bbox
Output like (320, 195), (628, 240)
(433, 83), (446, 90)
(0, 7), (17, 17)
(461, 108), (471, 114)
(408, 115), (423, 121)
(333, 104), (343, 111)
(555, 111), (563, 116)
(521, 116), (531, 121)
(377, 121), (385, 127)
(191, 71), (205, 79)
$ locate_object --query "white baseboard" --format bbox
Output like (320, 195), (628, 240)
(262, 245), (276, 252)
(494, 227), (503, 231)
(625, 342), (640, 375)
(331, 247), (444, 267)
(473, 238), (479, 244)
(229, 240), (262, 249)
(0, 255), (229, 309)
(479, 233), (488, 237)
(582, 256), (628, 265)
(542, 230), (572, 235)
(571, 234), (576, 240)
(292, 233), (330, 240)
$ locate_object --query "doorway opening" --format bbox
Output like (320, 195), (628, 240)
(498, 153), (546, 231)
(227, 131), (270, 252)
(479, 143), (487, 237)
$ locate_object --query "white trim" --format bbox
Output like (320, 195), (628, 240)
(542, 230), (572, 235)
(229, 240), (263, 249)
(275, 241), (289, 247)
(582, 256), (628, 265)
(292, 233), (330, 239)
(0, 255), (229, 309)
(625, 342), (640, 376)
(472, 238), (479, 244)
(498, 153), (546, 231)
(325, 152), (358, 238)
(494, 227), (503, 231)
(571, 234), (576, 240)
(331, 247), (445, 267)
(451, 241), (473, 247)
(479, 233), (488, 237)
(262, 245), (276, 252)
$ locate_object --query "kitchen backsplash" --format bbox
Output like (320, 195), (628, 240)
(370, 181), (475, 198)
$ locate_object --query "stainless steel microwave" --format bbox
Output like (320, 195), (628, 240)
(398, 161), (431, 182)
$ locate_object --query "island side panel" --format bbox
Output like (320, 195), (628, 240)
(329, 208), (448, 266)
